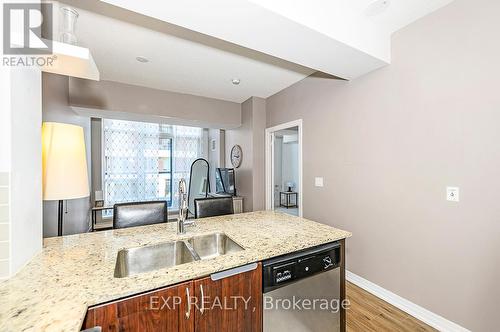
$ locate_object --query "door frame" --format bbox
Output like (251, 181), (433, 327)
(265, 119), (303, 217)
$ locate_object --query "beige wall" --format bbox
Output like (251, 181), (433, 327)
(69, 79), (241, 129)
(90, 118), (102, 200)
(42, 73), (92, 237)
(226, 99), (254, 211)
(225, 97), (266, 212)
(266, 0), (500, 330)
(251, 97), (266, 211)
(208, 129), (225, 192)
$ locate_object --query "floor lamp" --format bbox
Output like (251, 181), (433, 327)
(42, 122), (89, 236)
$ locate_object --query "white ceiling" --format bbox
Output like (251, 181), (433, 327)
(243, 0), (454, 63)
(61, 0), (314, 103)
(61, 0), (453, 103)
(357, 0), (454, 34)
(249, 0), (454, 37)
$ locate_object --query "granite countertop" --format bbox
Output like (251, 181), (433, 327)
(0, 211), (351, 332)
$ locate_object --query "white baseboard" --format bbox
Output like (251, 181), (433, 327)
(346, 271), (470, 332)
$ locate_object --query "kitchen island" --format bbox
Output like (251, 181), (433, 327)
(0, 211), (351, 332)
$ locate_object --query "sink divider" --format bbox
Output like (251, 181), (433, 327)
(183, 240), (201, 261)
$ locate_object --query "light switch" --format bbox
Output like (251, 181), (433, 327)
(315, 177), (324, 187)
(447, 187), (459, 202)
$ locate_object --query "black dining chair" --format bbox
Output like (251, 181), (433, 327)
(194, 197), (234, 219)
(113, 201), (168, 229)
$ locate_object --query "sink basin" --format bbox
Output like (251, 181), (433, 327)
(187, 232), (244, 260)
(114, 233), (244, 278)
(114, 241), (196, 278)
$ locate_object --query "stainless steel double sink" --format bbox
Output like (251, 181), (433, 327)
(114, 233), (244, 278)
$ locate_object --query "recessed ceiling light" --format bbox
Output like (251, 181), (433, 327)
(365, 0), (390, 16)
(136, 56), (149, 63)
(231, 78), (241, 85)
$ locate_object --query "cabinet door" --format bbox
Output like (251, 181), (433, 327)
(82, 281), (194, 332)
(193, 263), (262, 332)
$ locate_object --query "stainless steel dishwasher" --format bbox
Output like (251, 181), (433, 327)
(262, 242), (342, 332)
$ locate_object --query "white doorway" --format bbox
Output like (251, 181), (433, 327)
(265, 119), (303, 217)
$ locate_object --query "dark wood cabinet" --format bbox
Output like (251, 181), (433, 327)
(82, 263), (262, 332)
(193, 263), (262, 332)
(82, 280), (194, 332)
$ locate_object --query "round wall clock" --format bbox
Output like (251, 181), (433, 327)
(230, 145), (243, 168)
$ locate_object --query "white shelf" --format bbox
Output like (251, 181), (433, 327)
(40, 39), (100, 81)
(9, 33), (100, 80)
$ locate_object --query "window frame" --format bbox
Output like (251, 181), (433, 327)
(158, 134), (173, 208)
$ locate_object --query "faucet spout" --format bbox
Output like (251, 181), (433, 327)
(178, 178), (188, 234)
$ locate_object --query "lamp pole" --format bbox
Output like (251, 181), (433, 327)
(58, 200), (64, 236)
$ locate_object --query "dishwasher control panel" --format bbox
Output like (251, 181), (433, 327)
(271, 262), (295, 284)
(262, 242), (341, 293)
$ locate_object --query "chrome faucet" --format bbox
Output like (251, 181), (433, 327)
(178, 178), (188, 234)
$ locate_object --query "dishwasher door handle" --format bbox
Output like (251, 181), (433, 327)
(210, 263), (258, 281)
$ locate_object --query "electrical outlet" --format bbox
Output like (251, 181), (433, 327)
(447, 187), (459, 202)
(315, 177), (324, 187)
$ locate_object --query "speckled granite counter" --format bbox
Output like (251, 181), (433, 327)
(0, 211), (351, 332)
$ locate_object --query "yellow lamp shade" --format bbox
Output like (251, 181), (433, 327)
(42, 122), (89, 200)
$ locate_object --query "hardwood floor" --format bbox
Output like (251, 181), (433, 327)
(346, 282), (437, 332)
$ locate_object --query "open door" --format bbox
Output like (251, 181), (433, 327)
(265, 120), (302, 217)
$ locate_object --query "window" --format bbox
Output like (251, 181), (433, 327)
(102, 119), (206, 213)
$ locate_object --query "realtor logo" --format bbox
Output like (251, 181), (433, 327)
(3, 3), (53, 55)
